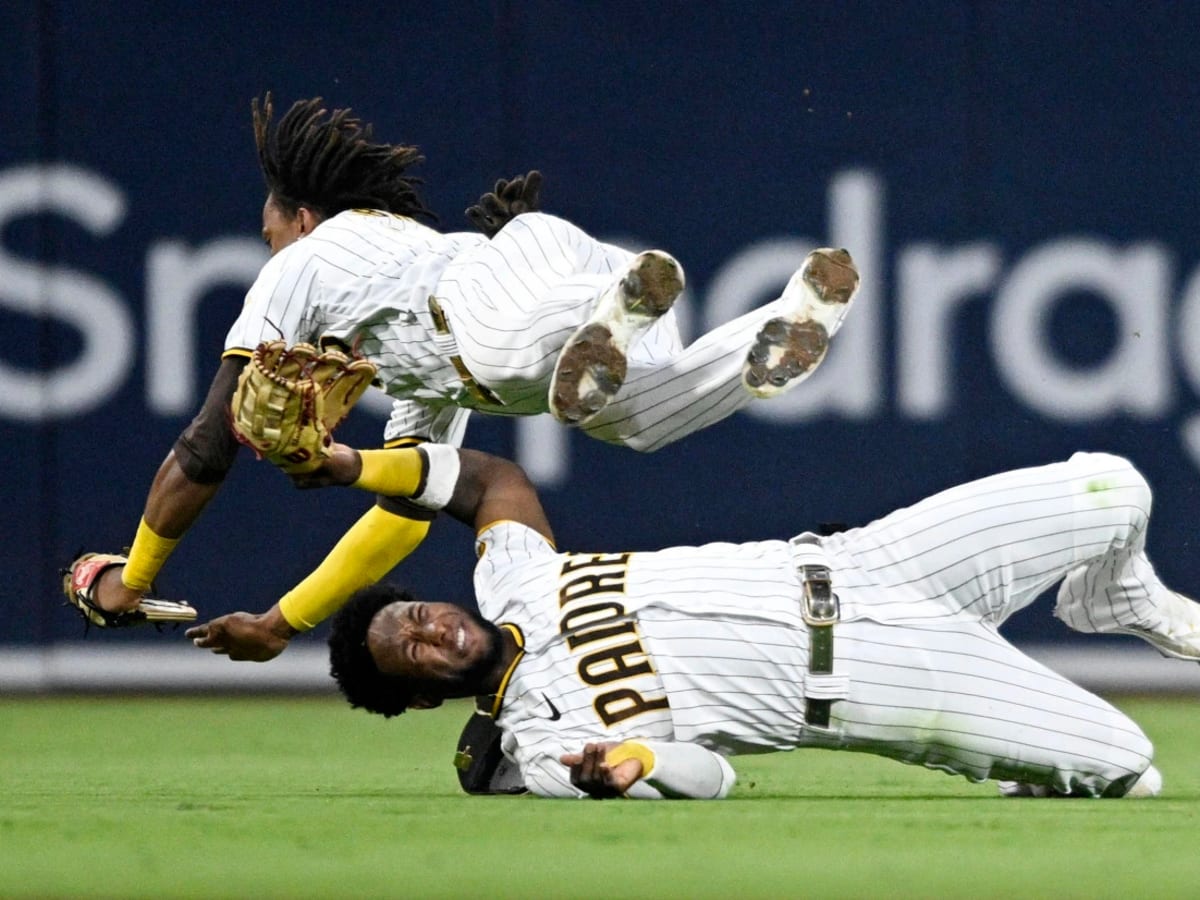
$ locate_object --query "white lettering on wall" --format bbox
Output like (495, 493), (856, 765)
(991, 239), (1171, 420)
(3, 162), (1200, 474)
(0, 164), (132, 420)
(898, 242), (1001, 417)
(146, 239), (267, 414)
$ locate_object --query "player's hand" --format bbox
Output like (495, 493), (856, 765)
(560, 742), (644, 798)
(186, 609), (297, 662)
(465, 171), (543, 238)
(96, 565), (146, 614)
(289, 443), (362, 490)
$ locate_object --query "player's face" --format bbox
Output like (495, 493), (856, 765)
(367, 600), (502, 689)
(261, 194), (305, 256)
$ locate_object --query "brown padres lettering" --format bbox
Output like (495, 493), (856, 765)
(556, 553), (670, 726)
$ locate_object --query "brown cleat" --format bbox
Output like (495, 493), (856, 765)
(742, 319), (829, 396)
(802, 247), (859, 307)
(742, 248), (859, 399)
(549, 250), (684, 425)
(549, 324), (629, 425)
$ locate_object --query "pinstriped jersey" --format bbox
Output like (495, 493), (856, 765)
(473, 520), (820, 797)
(223, 209), (492, 443)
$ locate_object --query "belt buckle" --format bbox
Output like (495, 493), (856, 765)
(800, 565), (839, 626)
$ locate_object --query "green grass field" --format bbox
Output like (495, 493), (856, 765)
(2, 694), (1197, 899)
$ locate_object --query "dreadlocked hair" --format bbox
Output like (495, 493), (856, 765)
(328, 583), (420, 718)
(253, 92), (435, 222)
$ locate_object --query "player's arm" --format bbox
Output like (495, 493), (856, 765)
(558, 741), (737, 800)
(298, 442), (554, 542)
(91, 356), (248, 616)
(187, 443), (544, 660)
(188, 407), (462, 661)
(187, 498), (433, 661)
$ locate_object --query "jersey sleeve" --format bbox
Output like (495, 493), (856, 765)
(474, 521), (558, 567)
(619, 741), (737, 799)
(382, 398), (471, 447)
(472, 520), (559, 624)
(515, 741), (737, 800)
(223, 244), (321, 352)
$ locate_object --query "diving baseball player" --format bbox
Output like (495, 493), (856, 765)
(316, 437), (1196, 798)
(65, 93), (858, 663)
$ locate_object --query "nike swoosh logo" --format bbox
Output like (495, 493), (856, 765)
(540, 694), (562, 721)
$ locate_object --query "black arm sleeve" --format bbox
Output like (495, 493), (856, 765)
(172, 356), (247, 484)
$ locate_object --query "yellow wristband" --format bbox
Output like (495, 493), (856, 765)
(121, 517), (181, 592)
(352, 449), (424, 496)
(605, 741), (656, 778)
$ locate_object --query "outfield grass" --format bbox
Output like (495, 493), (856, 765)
(2, 694), (1197, 899)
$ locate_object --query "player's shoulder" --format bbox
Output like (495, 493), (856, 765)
(321, 208), (437, 239)
(475, 520), (558, 560)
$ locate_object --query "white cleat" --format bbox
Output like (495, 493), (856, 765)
(549, 250), (684, 426)
(998, 764), (1161, 798)
(1125, 764), (1163, 798)
(1112, 592), (1200, 663)
(742, 248), (860, 399)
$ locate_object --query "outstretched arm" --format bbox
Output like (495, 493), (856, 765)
(185, 503), (431, 661)
(91, 357), (247, 615)
(296, 442), (554, 542)
(185, 443), (544, 661)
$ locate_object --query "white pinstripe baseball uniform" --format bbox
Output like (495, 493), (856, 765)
(223, 209), (830, 451)
(473, 451), (1178, 798)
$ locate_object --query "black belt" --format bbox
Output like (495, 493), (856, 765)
(791, 535), (845, 729)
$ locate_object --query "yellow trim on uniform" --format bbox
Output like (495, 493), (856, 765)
(121, 517), (181, 592)
(604, 741), (657, 778)
(384, 437), (427, 449)
(487, 623), (526, 718)
(221, 348), (253, 360)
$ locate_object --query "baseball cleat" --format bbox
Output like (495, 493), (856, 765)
(549, 250), (684, 425)
(998, 764), (1162, 798)
(1112, 591), (1200, 663)
(742, 248), (859, 399)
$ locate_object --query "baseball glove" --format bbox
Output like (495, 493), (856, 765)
(465, 170), (543, 238)
(230, 341), (378, 474)
(62, 552), (197, 630)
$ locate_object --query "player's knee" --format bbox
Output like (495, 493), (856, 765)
(1070, 451), (1152, 531)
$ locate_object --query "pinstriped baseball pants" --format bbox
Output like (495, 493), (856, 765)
(810, 452), (1166, 795)
(435, 212), (817, 451)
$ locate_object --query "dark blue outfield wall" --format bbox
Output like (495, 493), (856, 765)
(4, 1), (1200, 651)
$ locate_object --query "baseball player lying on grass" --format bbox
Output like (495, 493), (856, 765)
(302, 440), (1198, 799)
(62, 92), (859, 659)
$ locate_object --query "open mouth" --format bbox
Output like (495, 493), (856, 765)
(456, 624), (466, 655)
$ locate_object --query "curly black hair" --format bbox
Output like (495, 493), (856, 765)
(328, 583), (420, 718)
(252, 92), (436, 223)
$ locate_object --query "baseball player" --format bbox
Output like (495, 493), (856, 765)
(311, 439), (1199, 799)
(65, 93), (859, 659)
